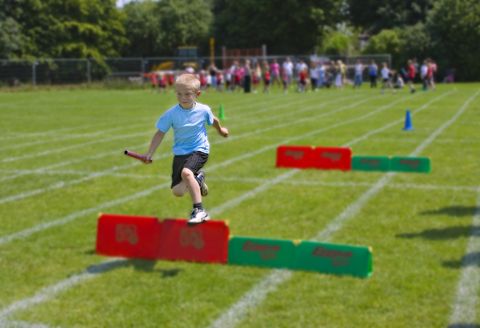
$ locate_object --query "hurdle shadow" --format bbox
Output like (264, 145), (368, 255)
(396, 225), (480, 240)
(85, 257), (183, 278)
(443, 251), (480, 269)
(421, 206), (478, 217)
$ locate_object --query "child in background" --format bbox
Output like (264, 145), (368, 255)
(406, 59), (416, 93)
(263, 61), (271, 93)
(143, 74), (229, 224)
(380, 62), (391, 93)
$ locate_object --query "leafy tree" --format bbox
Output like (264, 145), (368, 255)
(362, 29), (402, 66)
(1, 0), (127, 59)
(426, 0), (480, 81)
(320, 25), (360, 56)
(397, 23), (431, 66)
(347, 0), (435, 33)
(122, 0), (162, 57)
(157, 0), (213, 56)
(213, 0), (344, 54)
(0, 16), (28, 58)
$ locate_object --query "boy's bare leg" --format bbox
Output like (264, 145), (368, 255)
(172, 182), (188, 197)
(180, 168), (202, 204)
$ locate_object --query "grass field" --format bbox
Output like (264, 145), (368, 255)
(0, 83), (479, 328)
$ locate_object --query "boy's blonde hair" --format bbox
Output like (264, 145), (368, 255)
(175, 74), (200, 91)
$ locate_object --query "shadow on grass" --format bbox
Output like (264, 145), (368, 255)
(443, 252), (480, 269)
(85, 258), (183, 278)
(396, 226), (480, 240)
(448, 324), (480, 328)
(421, 206), (478, 217)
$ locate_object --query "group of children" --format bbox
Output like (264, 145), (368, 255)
(366, 58), (438, 94)
(146, 57), (438, 95)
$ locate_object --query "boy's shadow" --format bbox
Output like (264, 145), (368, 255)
(84, 251), (182, 278)
(421, 206), (478, 217)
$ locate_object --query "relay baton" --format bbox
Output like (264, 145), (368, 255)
(124, 150), (152, 163)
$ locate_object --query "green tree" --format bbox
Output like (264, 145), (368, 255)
(397, 23), (431, 66)
(213, 0), (344, 54)
(347, 0), (435, 33)
(319, 25), (360, 56)
(0, 16), (28, 58)
(426, 0), (480, 81)
(363, 29), (402, 66)
(1, 0), (127, 59)
(157, 0), (213, 56)
(122, 0), (162, 57)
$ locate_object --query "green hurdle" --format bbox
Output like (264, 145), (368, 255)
(352, 155), (431, 174)
(228, 236), (373, 278)
(228, 236), (296, 269)
(352, 156), (390, 172)
(294, 241), (373, 278)
(390, 156), (431, 173)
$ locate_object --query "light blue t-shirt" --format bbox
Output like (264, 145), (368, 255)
(156, 102), (214, 155)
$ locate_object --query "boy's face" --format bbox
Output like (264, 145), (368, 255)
(175, 85), (199, 109)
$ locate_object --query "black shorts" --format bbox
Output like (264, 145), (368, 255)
(171, 151), (209, 188)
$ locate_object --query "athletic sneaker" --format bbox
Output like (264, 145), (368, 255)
(196, 170), (208, 196)
(188, 208), (210, 224)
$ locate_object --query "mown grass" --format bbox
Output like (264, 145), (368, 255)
(0, 83), (479, 327)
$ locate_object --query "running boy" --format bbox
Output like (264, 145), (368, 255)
(143, 74), (229, 224)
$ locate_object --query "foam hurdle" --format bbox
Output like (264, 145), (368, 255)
(228, 236), (296, 269)
(352, 156), (390, 172)
(390, 156), (430, 173)
(312, 147), (352, 171)
(276, 145), (314, 169)
(156, 219), (230, 264)
(294, 241), (373, 278)
(96, 213), (162, 260)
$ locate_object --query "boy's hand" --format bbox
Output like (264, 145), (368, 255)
(124, 150), (153, 164)
(219, 127), (229, 137)
(143, 153), (153, 164)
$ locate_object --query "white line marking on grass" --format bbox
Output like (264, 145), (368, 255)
(0, 120), (151, 152)
(0, 119), (135, 141)
(448, 187), (480, 326)
(0, 180), (166, 246)
(1, 320), (54, 328)
(1, 168), (477, 193)
(0, 259), (126, 323)
(0, 141), (146, 184)
(208, 90), (480, 328)
(0, 131), (150, 163)
(345, 91), (453, 147)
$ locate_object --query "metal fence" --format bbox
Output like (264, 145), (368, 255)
(0, 54), (391, 86)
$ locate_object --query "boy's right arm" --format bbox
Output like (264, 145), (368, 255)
(144, 130), (165, 163)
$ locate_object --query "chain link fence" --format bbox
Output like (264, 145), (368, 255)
(0, 54), (391, 87)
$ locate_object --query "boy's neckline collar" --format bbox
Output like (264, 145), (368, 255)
(179, 102), (196, 110)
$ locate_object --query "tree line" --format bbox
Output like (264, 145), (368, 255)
(1, 0), (479, 80)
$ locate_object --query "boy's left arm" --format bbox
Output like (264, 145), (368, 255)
(212, 116), (229, 137)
